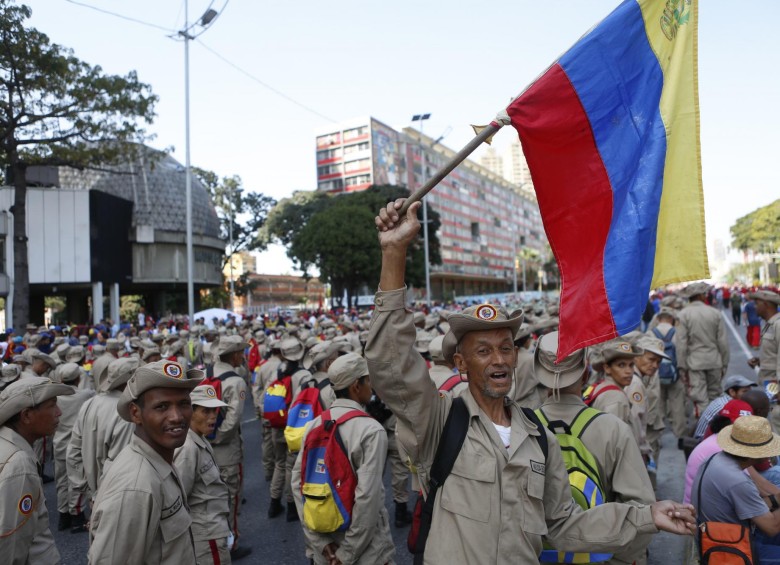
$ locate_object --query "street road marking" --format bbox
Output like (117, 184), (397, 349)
(242, 417), (258, 424)
(721, 310), (757, 367)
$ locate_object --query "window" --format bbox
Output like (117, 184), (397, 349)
(343, 126), (368, 141)
(316, 132), (340, 146)
(344, 158), (370, 173)
(317, 147), (342, 161)
(343, 142), (369, 155)
(317, 163), (342, 176)
(318, 179), (344, 191)
(471, 222), (480, 242)
(345, 174), (371, 187)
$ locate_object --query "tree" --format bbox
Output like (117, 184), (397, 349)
(731, 199), (780, 253)
(0, 1), (157, 326)
(193, 167), (276, 269)
(263, 185), (441, 307)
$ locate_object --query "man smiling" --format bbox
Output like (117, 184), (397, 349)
(367, 199), (696, 564)
(88, 360), (203, 564)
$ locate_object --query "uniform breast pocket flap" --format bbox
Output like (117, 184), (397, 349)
(200, 458), (220, 485)
(160, 496), (192, 543)
(523, 470), (548, 535)
(439, 453), (495, 523)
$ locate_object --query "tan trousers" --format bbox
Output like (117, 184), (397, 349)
(386, 430), (409, 504)
(285, 450), (297, 504)
(261, 423), (274, 480)
(687, 369), (722, 417)
(194, 537), (232, 564)
(219, 463), (242, 547)
(658, 378), (687, 437)
(269, 428), (288, 500)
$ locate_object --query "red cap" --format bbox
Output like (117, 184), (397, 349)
(719, 399), (754, 423)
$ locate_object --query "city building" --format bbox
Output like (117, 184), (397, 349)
(315, 117), (547, 300)
(238, 274), (326, 315)
(0, 146), (224, 327)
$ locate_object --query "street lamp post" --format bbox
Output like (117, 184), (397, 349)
(412, 113), (431, 307)
(180, 2), (219, 327)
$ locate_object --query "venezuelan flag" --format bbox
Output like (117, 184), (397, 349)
(506, 0), (708, 360)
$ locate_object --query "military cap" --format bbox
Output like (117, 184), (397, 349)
(117, 360), (203, 422)
(447, 304), (523, 343)
(0, 376), (74, 426)
(328, 352), (368, 391)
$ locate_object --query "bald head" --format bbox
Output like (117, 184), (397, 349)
(741, 389), (770, 418)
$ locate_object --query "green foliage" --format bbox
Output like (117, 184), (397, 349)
(193, 167), (276, 268)
(0, 1), (158, 326)
(0, 1), (157, 171)
(724, 261), (762, 286)
(730, 199), (780, 253)
(120, 295), (143, 322)
(263, 185), (441, 306)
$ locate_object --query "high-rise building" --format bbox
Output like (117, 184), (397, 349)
(315, 117), (547, 300)
(503, 140), (533, 188)
(479, 147), (504, 179)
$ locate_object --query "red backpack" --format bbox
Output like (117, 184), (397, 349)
(299, 409), (369, 533)
(263, 375), (293, 428)
(582, 381), (621, 407)
(438, 374), (466, 393)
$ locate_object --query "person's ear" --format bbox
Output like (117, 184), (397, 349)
(129, 401), (143, 425)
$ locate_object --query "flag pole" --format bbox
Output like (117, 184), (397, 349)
(398, 121), (503, 215)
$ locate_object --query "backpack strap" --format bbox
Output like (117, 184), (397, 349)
(587, 383), (621, 405)
(414, 397), (469, 562)
(214, 370), (239, 382)
(696, 453), (717, 526)
(569, 407), (603, 439)
(438, 374), (464, 392)
(521, 407), (549, 461)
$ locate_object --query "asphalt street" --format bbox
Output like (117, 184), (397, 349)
(44, 305), (759, 564)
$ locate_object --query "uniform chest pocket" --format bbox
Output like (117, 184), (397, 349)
(523, 470), (548, 535)
(439, 451), (495, 523)
(160, 495), (192, 543)
(200, 457), (221, 486)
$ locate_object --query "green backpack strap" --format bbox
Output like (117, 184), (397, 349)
(569, 407), (603, 439)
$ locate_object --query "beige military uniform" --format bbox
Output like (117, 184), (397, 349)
(590, 377), (632, 426)
(624, 375), (651, 458)
(674, 300), (729, 415)
(0, 427), (59, 564)
(79, 389), (135, 497)
(52, 386), (95, 515)
(759, 312), (780, 430)
(511, 346), (544, 409)
(637, 368), (665, 463)
(291, 398), (395, 565)
(538, 394), (655, 564)
(365, 288), (658, 564)
(184, 338), (204, 368)
(256, 355), (282, 481)
(429, 364), (468, 396)
(174, 429), (231, 564)
(209, 360), (247, 541)
(89, 435), (196, 564)
(88, 353), (114, 391)
(649, 323), (687, 438)
(65, 396), (96, 507)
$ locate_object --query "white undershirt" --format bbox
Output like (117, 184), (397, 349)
(493, 423), (511, 449)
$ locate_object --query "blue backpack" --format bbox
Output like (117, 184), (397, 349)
(651, 327), (678, 385)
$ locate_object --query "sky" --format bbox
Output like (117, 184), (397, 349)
(25, 0), (780, 276)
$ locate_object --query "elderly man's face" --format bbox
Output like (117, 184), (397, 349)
(635, 351), (662, 377)
(454, 329), (517, 400)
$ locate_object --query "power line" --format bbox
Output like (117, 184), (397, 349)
(64, 0), (176, 33)
(196, 39), (336, 123)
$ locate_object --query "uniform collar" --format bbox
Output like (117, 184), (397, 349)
(330, 398), (363, 411)
(187, 428), (208, 448)
(0, 425), (36, 458)
(541, 393), (585, 408)
(131, 433), (174, 478)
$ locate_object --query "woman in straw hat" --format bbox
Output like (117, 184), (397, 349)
(692, 415), (780, 561)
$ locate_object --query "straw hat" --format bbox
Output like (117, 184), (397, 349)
(447, 304), (523, 342)
(717, 415), (780, 459)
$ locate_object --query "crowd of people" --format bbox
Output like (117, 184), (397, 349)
(0, 199), (778, 564)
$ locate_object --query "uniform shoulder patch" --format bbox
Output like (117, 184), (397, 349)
(239, 390), (246, 400)
(631, 391), (643, 403)
(18, 494), (33, 515)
